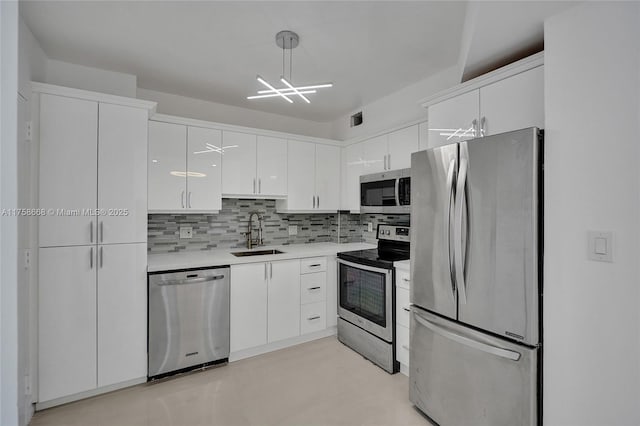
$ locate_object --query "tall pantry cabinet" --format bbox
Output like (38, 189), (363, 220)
(34, 84), (156, 407)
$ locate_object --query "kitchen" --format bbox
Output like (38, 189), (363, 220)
(0, 1), (639, 426)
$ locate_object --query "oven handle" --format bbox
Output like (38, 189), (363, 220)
(337, 258), (393, 276)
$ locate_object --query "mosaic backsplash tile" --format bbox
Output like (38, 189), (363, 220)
(148, 198), (408, 253)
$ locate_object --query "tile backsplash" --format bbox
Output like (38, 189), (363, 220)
(148, 198), (408, 253)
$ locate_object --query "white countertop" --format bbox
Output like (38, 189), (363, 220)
(394, 259), (411, 270)
(148, 242), (376, 272)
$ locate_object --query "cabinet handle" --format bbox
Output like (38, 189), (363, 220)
(402, 344), (410, 351)
(188, 192), (192, 208)
(312, 195), (316, 209)
(308, 286), (321, 290)
(403, 278), (410, 282)
(384, 155), (387, 170)
(472, 119), (478, 138)
(480, 116), (486, 137)
(89, 247), (94, 269)
(309, 264), (321, 267)
(100, 221), (104, 243)
(387, 154), (391, 170)
(253, 178), (256, 194)
(317, 195), (320, 208)
(89, 221), (94, 243)
(270, 262), (273, 279)
(403, 307), (410, 312)
(307, 316), (321, 321)
(99, 246), (103, 268)
(264, 263), (267, 280)
(258, 179), (261, 194)
(181, 191), (185, 209)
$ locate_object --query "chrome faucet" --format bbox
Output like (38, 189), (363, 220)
(247, 212), (263, 249)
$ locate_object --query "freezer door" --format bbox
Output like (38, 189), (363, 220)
(409, 307), (538, 426)
(457, 128), (540, 345)
(410, 145), (458, 319)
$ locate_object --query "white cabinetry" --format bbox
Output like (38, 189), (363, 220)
(395, 264), (411, 376)
(230, 262), (268, 352)
(387, 125), (420, 170)
(267, 260), (301, 342)
(278, 141), (340, 212)
(222, 132), (287, 197)
(148, 121), (222, 212)
(427, 65), (544, 148)
(299, 257), (327, 334)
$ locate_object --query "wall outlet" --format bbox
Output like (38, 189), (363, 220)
(288, 225), (298, 236)
(23, 249), (31, 269)
(179, 226), (193, 239)
(367, 223), (373, 232)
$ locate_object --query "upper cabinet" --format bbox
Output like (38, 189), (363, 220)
(148, 121), (222, 213)
(39, 92), (151, 247)
(426, 62), (544, 148)
(340, 124), (420, 212)
(221, 131), (287, 198)
(278, 141), (340, 212)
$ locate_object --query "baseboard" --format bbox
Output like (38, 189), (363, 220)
(230, 326), (337, 362)
(35, 377), (147, 411)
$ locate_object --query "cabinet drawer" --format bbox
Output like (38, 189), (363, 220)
(301, 302), (326, 334)
(301, 272), (326, 304)
(396, 269), (411, 290)
(300, 257), (327, 274)
(396, 287), (411, 328)
(396, 324), (410, 367)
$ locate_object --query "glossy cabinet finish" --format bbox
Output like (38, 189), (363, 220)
(301, 302), (327, 334)
(187, 126), (222, 211)
(97, 243), (147, 387)
(326, 255), (338, 328)
(230, 263), (268, 352)
(39, 246), (97, 402)
(342, 142), (364, 212)
(256, 136), (287, 196)
(148, 121), (187, 211)
(267, 260), (301, 343)
(285, 141), (316, 210)
(98, 103), (148, 244)
(39, 94), (98, 247)
(427, 90), (480, 147)
(362, 134), (387, 174)
(388, 124), (420, 169)
(221, 131), (257, 195)
(314, 144), (341, 211)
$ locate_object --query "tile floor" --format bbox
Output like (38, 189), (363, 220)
(30, 336), (433, 426)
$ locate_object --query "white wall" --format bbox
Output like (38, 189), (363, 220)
(45, 59), (136, 98)
(329, 65), (459, 141)
(544, 3), (640, 426)
(17, 16), (45, 99)
(137, 88), (333, 139)
(1, 1), (20, 425)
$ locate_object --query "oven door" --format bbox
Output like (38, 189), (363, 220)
(337, 259), (393, 342)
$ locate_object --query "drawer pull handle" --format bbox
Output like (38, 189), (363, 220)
(402, 345), (410, 351)
(309, 264), (322, 267)
(307, 316), (321, 321)
(403, 307), (410, 312)
(308, 286), (321, 290)
(403, 278), (410, 282)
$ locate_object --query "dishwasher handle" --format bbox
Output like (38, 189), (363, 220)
(157, 275), (226, 286)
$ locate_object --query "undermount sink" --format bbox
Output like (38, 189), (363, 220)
(231, 249), (285, 257)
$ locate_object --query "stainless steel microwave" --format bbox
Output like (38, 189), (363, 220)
(360, 168), (410, 214)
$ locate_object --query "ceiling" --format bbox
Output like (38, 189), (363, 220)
(20, 1), (575, 123)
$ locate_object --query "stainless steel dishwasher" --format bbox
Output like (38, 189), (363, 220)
(148, 267), (230, 379)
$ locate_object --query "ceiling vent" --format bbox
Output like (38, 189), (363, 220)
(350, 112), (363, 127)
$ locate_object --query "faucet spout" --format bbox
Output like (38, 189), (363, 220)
(247, 212), (263, 249)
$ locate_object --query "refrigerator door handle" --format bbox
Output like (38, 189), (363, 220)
(454, 157), (468, 305)
(445, 158), (457, 302)
(413, 310), (521, 361)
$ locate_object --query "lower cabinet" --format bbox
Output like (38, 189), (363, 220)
(38, 243), (147, 403)
(267, 260), (301, 343)
(395, 266), (411, 375)
(230, 262), (268, 352)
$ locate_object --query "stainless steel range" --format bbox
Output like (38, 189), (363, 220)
(337, 224), (410, 374)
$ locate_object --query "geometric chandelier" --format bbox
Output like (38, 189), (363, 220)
(247, 30), (333, 104)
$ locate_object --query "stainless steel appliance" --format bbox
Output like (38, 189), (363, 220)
(337, 224), (410, 373)
(360, 168), (410, 214)
(148, 267), (230, 379)
(409, 127), (543, 426)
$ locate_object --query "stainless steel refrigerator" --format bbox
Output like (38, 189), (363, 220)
(409, 127), (542, 426)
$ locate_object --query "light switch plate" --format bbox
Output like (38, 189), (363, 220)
(288, 225), (298, 236)
(588, 231), (612, 262)
(179, 226), (193, 239)
(367, 223), (373, 232)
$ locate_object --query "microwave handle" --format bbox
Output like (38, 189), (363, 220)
(395, 178), (400, 206)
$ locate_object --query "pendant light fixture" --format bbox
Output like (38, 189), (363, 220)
(247, 30), (332, 104)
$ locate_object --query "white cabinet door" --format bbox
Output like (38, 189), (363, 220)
(342, 142), (363, 212)
(479, 66), (544, 136)
(362, 134), (388, 174)
(314, 144), (340, 211)
(98, 103), (148, 244)
(387, 124), (419, 170)
(230, 263), (267, 352)
(39, 94), (97, 247)
(326, 256), (338, 328)
(428, 90), (480, 147)
(287, 141), (316, 210)
(97, 243), (147, 387)
(267, 260), (300, 343)
(39, 246), (97, 402)
(148, 121), (187, 211)
(221, 131), (257, 196)
(187, 126), (222, 211)
(256, 136), (287, 196)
